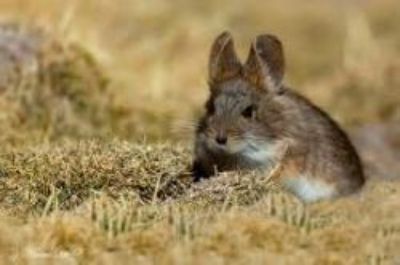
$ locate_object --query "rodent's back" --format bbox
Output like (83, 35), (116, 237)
(281, 88), (365, 193)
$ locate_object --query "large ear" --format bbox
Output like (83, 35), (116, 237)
(209, 31), (242, 84)
(244, 34), (285, 92)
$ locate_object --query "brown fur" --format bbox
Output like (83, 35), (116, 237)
(192, 32), (365, 202)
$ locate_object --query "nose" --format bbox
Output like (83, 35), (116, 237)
(216, 135), (227, 145)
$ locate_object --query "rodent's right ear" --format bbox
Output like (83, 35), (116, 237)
(208, 31), (242, 85)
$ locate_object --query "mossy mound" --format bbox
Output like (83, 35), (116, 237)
(0, 140), (281, 217)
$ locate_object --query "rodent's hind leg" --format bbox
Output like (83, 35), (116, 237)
(275, 158), (338, 203)
(191, 160), (212, 182)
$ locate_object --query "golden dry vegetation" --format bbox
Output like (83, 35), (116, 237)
(0, 0), (399, 264)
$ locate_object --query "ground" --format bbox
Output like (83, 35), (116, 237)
(0, 0), (399, 264)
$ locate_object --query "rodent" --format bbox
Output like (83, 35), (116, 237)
(191, 31), (365, 203)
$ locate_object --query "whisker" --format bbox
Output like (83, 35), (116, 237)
(169, 119), (199, 138)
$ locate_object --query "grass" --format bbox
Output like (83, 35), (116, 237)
(0, 140), (399, 264)
(0, 0), (399, 264)
(0, 141), (399, 264)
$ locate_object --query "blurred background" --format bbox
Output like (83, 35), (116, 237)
(0, 0), (399, 143)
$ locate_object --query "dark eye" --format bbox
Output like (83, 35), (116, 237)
(242, 105), (255, 119)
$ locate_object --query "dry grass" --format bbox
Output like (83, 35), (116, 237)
(0, 140), (400, 264)
(0, 0), (399, 264)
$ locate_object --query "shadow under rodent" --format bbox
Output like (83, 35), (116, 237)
(191, 31), (365, 203)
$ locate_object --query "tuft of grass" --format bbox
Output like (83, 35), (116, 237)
(0, 140), (191, 216)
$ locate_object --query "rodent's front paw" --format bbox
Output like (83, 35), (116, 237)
(191, 160), (211, 182)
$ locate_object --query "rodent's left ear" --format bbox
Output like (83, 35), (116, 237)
(208, 31), (242, 85)
(244, 34), (285, 92)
